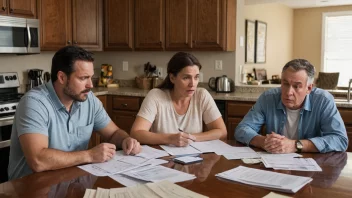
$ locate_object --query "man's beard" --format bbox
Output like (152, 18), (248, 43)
(63, 83), (91, 102)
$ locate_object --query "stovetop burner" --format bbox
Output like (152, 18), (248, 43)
(0, 93), (24, 104)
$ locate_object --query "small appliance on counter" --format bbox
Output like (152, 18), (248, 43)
(27, 69), (43, 91)
(208, 75), (235, 93)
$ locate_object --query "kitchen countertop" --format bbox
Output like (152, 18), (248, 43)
(91, 87), (352, 108)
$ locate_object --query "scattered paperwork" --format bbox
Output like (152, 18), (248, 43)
(84, 180), (208, 198)
(216, 166), (312, 193)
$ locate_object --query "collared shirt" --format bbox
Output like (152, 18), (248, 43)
(235, 87), (348, 153)
(8, 81), (110, 180)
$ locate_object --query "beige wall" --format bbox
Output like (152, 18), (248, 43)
(0, 51), (237, 91)
(293, 5), (352, 73)
(244, 3), (294, 79)
(0, 53), (54, 92)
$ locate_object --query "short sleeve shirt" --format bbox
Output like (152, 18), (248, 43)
(137, 88), (221, 133)
(8, 81), (110, 180)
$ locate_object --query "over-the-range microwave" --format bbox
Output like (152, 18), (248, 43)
(0, 15), (40, 54)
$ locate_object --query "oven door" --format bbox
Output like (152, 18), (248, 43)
(0, 115), (13, 183)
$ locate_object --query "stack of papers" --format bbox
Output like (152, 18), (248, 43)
(79, 148), (168, 176)
(218, 147), (260, 160)
(135, 145), (170, 159)
(216, 166), (312, 193)
(261, 156), (322, 171)
(123, 165), (196, 183)
(83, 180), (208, 198)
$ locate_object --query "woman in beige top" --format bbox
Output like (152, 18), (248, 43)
(130, 52), (227, 147)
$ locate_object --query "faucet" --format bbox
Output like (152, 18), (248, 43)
(348, 79), (352, 102)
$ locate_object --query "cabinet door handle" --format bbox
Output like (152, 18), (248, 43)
(1, 7), (6, 11)
(74, 41), (78, 44)
(121, 103), (128, 107)
(67, 40), (71, 44)
(10, 8), (13, 13)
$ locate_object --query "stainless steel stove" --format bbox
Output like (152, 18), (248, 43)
(0, 72), (22, 182)
(0, 72), (22, 118)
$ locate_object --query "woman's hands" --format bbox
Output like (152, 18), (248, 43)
(168, 132), (196, 147)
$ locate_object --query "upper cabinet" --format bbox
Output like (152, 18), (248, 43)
(166, 0), (236, 51)
(134, 0), (164, 50)
(104, 0), (133, 51)
(192, 0), (236, 51)
(39, 0), (102, 51)
(105, 0), (236, 51)
(0, 0), (36, 18)
(165, 0), (192, 50)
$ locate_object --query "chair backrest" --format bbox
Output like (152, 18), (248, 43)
(315, 72), (339, 89)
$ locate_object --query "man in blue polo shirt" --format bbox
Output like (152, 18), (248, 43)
(235, 59), (348, 153)
(8, 46), (142, 180)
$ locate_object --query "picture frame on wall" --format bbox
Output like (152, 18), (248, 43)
(255, 20), (267, 63)
(245, 20), (255, 63)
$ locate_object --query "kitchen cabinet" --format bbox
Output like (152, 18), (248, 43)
(165, 0), (236, 51)
(104, 0), (133, 51)
(165, 0), (192, 50)
(192, 0), (236, 51)
(0, 0), (36, 18)
(226, 101), (253, 140)
(88, 95), (107, 149)
(40, 0), (102, 51)
(111, 96), (141, 133)
(338, 108), (352, 152)
(134, 0), (164, 50)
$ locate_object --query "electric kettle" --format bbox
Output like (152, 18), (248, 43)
(208, 75), (235, 93)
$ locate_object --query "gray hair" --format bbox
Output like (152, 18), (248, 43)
(282, 59), (315, 85)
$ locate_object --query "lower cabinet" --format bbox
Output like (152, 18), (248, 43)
(110, 110), (137, 133)
(226, 117), (242, 140)
(88, 95), (107, 149)
(110, 96), (141, 133)
(226, 101), (254, 140)
(337, 108), (352, 152)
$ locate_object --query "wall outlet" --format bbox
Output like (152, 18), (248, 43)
(215, 60), (223, 70)
(122, 61), (128, 71)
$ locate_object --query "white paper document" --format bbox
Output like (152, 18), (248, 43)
(216, 166), (312, 193)
(223, 152), (260, 160)
(215, 146), (257, 155)
(160, 145), (202, 156)
(174, 156), (203, 164)
(146, 180), (208, 198)
(261, 157), (322, 171)
(257, 152), (302, 158)
(136, 145), (170, 159)
(241, 158), (261, 164)
(79, 151), (158, 176)
(104, 181), (209, 198)
(123, 165), (196, 183)
(95, 187), (110, 198)
(83, 189), (96, 198)
(190, 140), (233, 153)
(263, 192), (292, 198)
(109, 174), (147, 187)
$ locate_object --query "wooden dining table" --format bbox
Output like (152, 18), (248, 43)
(0, 140), (351, 198)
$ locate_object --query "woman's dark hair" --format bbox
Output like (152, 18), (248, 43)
(157, 52), (202, 89)
(51, 46), (94, 82)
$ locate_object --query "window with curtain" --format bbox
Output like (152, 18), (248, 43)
(322, 12), (352, 87)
